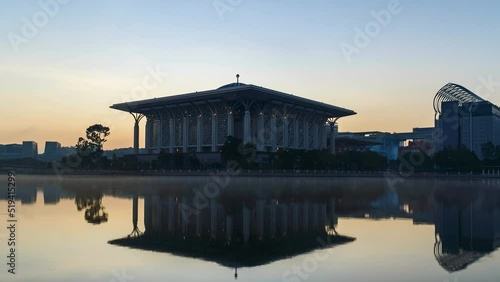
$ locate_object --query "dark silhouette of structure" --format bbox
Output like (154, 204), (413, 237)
(110, 79), (356, 163)
(434, 83), (500, 158)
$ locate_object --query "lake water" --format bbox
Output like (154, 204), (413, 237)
(1, 175), (499, 282)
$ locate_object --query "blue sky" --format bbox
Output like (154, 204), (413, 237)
(1, 0), (499, 150)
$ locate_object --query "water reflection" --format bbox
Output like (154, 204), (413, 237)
(43, 183), (62, 204)
(75, 192), (108, 224)
(3, 176), (500, 276)
(110, 185), (355, 268)
(58, 180), (110, 225)
(129, 194), (143, 238)
(434, 186), (500, 272)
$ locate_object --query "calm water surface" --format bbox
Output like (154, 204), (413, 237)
(1, 175), (499, 282)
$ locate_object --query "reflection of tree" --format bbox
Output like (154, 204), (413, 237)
(75, 193), (108, 224)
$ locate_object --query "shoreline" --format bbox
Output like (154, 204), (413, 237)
(2, 169), (500, 179)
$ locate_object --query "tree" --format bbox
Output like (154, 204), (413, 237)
(75, 124), (110, 168)
(433, 145), (481, 172)
(220, 136), (256, 169)
(85, 124), (110, 155)
(481, 142), (496, 160)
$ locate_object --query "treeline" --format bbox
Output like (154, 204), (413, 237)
(220, 136), (388, 171)
(54, 126), (500, 173)
(394, 142), (500, 174)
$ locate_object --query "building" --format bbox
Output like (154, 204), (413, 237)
(337, 127), (435, 160)
(43, 141), (61, 162)
(0, 144), (23, 160)
(337, 131), (401, 160)
(110, 79), (356, 160)
(399, 140), (434, 157)
(434, 83), (500, 159)
(0, 142), (38, 160)
(22, 141), (38, 159)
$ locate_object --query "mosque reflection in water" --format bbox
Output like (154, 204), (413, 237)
(109, 179), (500, 271)
(5, 177), (500, 272)
(111, 184), (354, 268)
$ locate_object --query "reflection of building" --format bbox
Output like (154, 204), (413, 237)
(43, 141), (61, 162)
(434, 193), (500, 272)
(110, 80), (356, 159)
(0, 185), (37, 204)
(110, 186), (353, 268)
(434, 83), (500, 158)
(143, 196), (338, 244)
(43, 184), (62, 204)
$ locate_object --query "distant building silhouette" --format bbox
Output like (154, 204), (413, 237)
(337, 127), (434, 159)
(0, 141), (38, 160)
(434, 83), (500, 158)
(22, 141), (38, 159)
(43, 141), (61, 162)
(0, 144), (23, 160)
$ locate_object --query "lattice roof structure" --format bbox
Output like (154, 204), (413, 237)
(433, 83), (485, 116)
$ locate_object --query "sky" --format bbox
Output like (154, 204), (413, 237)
(1, 0), (499, 152)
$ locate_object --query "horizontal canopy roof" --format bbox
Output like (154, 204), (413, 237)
(110, 83), (356, 118)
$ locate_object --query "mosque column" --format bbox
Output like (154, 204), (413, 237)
(211, 114), (218, 152)
(314, 122), (319, 150)
(271, 115), (277, 152)
(294, 119), (299, 149)
(197, 115), (202, 153)
(330, 123), (336, 154)
(156, 117), (162, 153)
(145, 119), (151, 151)
(258, 113), (265, 151)
(169, 118), (175, 153)
(182, 116), (188, 152)
(244, 110), (251, 144)
(323, 124), (328, 149)
(131, 113), (144, 154)
(283, 117), (289, 149)
(227, 111), (234, 137)
(303, 119), (309, 150)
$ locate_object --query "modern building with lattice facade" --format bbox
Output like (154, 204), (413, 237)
(434, 83), (500, 159)
(110, 81), (356, 158)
